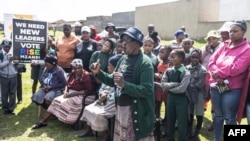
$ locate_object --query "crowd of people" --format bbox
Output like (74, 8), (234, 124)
(0, 20), (250, 141)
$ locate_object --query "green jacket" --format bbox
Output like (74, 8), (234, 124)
(89, 51), (114, 73)
(96, 51), (155, 140)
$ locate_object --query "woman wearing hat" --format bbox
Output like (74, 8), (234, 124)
(103, 23), (119, 41)
(201, 30), (223, 132)
(32, 54), (67, 110)
(90, 27), (155, 141)
(208, 20), (250, 141)
(31, 59), (94, 129)
(170, 29), (186, 49)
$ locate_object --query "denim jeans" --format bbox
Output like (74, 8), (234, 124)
(246, 102), (250, 124)
(210, 88), (241, 141)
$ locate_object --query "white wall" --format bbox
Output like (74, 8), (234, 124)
(219, 0), (250, 21)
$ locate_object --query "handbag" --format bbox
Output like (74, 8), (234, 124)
(216, 80), (230, 94)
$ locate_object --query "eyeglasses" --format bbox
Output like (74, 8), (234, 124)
(122, 37), (134, 44)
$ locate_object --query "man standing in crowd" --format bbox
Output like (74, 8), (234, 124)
(56, 23), (81, 73)
(0, 39), (17, 115)
(103, 23), (119, 40)
(74, 21), (82, 39)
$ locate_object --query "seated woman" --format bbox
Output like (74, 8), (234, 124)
(32, 59), (94, 129)
(32, 54), (67, 109)
(78, 54), (122, 140)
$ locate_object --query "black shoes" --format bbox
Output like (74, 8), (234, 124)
(78, 130), (94, 138)
(17, 100), (22, 104)
(4, 110), (15, 115)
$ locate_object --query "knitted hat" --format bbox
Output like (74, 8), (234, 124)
(108, 54), (123, 67)
(71, 59), (83, 67)
(44, 54), (57, 65)
(120, 27), (144, 46)
(232, 20), (247, 32)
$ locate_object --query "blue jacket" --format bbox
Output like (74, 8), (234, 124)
(39, 65), (67, 92)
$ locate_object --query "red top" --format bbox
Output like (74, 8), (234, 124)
(67, 70), (93, 94)
(155, 62), (169, 102)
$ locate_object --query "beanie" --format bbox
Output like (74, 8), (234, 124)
(109, 54), (123, 67)
(232, 20), (247, 32)
(44, 55), (57, 65)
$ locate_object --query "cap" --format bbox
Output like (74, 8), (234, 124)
(218, 21), (234, 32)
(0, 39), (12, 47)
(81, 26), (91, 33)
(121, 27), (144, 46)
(174, 30), (185, 37)
(204, 30), (221, 40)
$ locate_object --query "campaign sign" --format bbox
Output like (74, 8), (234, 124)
(12, 18), (47, 63)
(224, 125), (250, 140)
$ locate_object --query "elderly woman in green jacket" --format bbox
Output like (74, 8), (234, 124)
(89, 27), (155, 141)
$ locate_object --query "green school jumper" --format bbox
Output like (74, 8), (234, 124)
(161, 64), (190, 141)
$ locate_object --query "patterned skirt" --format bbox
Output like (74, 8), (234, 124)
(81, 100), (116, 131)
(47, 91), (96, 124)
(113, 106), (155, 141)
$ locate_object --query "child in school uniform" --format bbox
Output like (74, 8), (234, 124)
(143, 37), (157, 67)
(186, 49), (207, 141)
(161, 49), (191, 141)
(154, 45), (172, 120)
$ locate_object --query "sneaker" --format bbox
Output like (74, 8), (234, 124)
(17, 100), (22, 104)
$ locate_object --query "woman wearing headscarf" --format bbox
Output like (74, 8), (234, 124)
(32, 54), (67, 109)
(31, 59), (94, 129)
(208, 20), (250, 141)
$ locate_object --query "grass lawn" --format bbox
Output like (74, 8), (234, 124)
(0, 30), (248, 141)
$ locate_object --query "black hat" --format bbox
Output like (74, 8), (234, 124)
(232, 20), (247, 32)
(109, 54), (123, 67)
(105, 23), (116, 31)
(0, 39), (12, 48)
(120, 27), (144, 46)
(44, 54), (57, 65)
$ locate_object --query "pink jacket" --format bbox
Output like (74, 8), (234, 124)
(208, 38), (250, 89)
